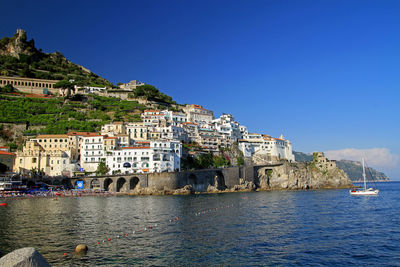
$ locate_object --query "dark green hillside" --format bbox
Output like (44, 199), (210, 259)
(294, 151), (389, 181)
(0, 95), (145, 135)
(336, 160), (389, 182)
(0, 29), (113, 87)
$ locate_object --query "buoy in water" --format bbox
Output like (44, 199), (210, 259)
(75, 244), (88, 254)
(0, 203), (7, 206)
(107, 238), (111, 241)
(125, 233), (129, 237)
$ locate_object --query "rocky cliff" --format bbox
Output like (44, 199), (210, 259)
(257, 162), (353, 190)
(293, 151), (389, 182)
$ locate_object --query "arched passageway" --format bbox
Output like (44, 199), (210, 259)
(104, 178), (113, 191)
(215, 171), (226, 190)
(188, 173), (197, 186)
(91, 178), (100, 189)
(130, 177), (139, 190)
(117, 177), (127, 192)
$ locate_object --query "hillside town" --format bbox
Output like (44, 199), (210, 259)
(1, 94), (294, 177)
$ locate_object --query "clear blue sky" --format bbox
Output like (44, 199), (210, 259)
(1, 0), (400, 178)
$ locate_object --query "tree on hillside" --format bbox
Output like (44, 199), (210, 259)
(54, 80), (75, 89)
(0, 84), (15, 93)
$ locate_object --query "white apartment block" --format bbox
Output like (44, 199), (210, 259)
(212, 113), (241, 143)
(105, 140), (181, 174)
(183, 104), (214, 124)
(238, 134), (294, 162)
(154, 125), (188, 142)
(162, 110), (187, 125)
(80, 135), (105, 172)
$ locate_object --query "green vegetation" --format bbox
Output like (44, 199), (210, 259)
(0, 31), (114, 87)
(181, 153), (231, 170)
(96, 160), (110, 176)
(0, 94), (147, 134)
(132, 84), (176, 104)
(0, 84), (16, 93)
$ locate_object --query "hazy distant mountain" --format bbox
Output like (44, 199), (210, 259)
(293, 151), (389, 182)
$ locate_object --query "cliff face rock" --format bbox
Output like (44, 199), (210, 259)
(257, 162), (353, 190)
(0, 29), (37, 58)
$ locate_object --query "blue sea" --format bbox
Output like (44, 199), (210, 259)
(0, 182), (399, 266)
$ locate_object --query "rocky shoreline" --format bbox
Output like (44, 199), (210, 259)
(118, 162), (354, 196)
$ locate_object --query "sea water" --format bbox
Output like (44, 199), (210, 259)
(0, 182), (399, 266)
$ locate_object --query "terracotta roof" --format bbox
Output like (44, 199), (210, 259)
(144, 110), (161, 113)
(182, 122), (197, 125)
(0, 151), (15, 156)
(136, 141), (150, 144)
(123, 146), (150, 149)
(67, 132), (99, 136)
(25, 94), (52, 98)
(0, 146), (10, 149)
(105, 137), (117, 139)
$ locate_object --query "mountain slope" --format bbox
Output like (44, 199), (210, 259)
(293, 151), (389, 181)
(0, 29), (113, 87)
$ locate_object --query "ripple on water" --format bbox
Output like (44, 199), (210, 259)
(1, 183), (400, 265)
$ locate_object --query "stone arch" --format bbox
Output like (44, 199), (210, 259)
(27, 180), (35, 188)
(61, 178), (71, 189)
(130, 177), (139, 190)
(90, 178), (100, 189)
(215, 171), (226, 190)
(104, 178), (113, 191)
(116, 177), (127, 192)
(188, 173), (197, 185)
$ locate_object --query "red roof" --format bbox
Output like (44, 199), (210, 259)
(0, 146), (10, 149)
(0, 151), (15, 156)
(123, 146), (150, 149)
(25, 94), (52, 98)
(68, 132), (100, 136)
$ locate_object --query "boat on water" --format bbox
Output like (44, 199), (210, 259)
(350, 158), (379, 196)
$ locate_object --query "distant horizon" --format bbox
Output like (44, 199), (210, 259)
(1, 0), (399, 179)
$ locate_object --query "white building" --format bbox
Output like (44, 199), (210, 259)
(162, 110), (187, 125)
(212, 113), (241, 143)
(154, 125), (188, 142)
(105, 140), (181, 174)
(183, 104), (214, 125)
(238, 134), (294, 162)
(80, 135), (105, 172)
